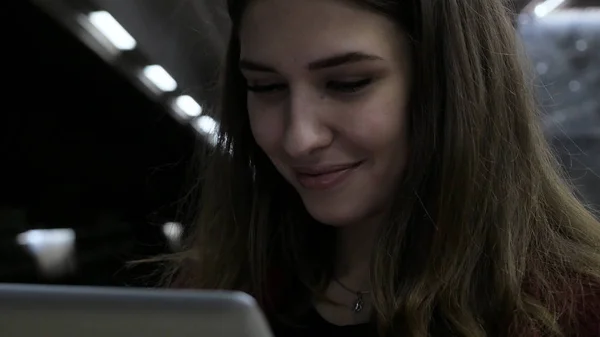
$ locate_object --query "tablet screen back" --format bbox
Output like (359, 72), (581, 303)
(0, 284), (273, 337)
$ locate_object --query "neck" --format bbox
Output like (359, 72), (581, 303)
(333, 214), (384, 290)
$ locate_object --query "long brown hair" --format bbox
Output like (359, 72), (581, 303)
(164, 0), (600, 336)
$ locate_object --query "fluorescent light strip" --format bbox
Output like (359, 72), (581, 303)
(192, 116), (219, 145)
(534, 0), (566, 17)
(142, 65), (178, 92)
(173, 95), (203, 118)
(88, 11), (136, 51)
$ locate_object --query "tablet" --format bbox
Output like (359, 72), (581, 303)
(0, 283), (274, 337)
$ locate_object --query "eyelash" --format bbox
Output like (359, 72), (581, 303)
(246, 78), (373, 94)
(328, 78), (373, 93)
(246, 83), (286, 93)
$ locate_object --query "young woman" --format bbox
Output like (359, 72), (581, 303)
(166, 0), (600, 336)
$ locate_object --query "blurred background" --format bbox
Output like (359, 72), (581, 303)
(0, 0), (598, 287)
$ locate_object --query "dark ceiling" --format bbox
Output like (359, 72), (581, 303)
(1, 1), (197, 285)
(91, 0), (229, 103)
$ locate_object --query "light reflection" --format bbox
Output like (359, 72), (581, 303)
(16, 229), (77, 279)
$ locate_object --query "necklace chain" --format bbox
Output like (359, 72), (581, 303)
(332, 277), (370, 313)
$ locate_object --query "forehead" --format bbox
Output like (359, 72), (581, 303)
(239, 0), (399, 66)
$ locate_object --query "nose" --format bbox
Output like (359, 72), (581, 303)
(282, 93), (333, 158)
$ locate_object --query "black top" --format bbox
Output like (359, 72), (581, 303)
(269, 306), (377, 337)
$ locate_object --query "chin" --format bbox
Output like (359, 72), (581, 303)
(302, 201), (364, 227)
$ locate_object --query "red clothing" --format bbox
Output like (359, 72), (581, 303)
(557, 280), (600, 337)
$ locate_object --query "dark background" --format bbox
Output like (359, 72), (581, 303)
(1, 1), (196, 286)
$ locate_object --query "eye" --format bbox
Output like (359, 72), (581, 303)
(246, 83), (287, 93)
(327, 78), (373, 94)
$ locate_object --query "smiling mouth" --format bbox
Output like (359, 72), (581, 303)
(294, 161), (363, 190)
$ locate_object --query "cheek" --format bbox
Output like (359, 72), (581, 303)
(248, 106), (292, 183)
(248, 103), (283, 155)
(352, 109), (409, 196)
(345, 99), (409, 153)
(376, 110), (408, 147)
(336, 74), (410, 152)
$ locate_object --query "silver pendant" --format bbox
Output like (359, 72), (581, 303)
(353, 292), (364, 313)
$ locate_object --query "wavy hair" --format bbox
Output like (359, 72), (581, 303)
(163, 0), (600, 336)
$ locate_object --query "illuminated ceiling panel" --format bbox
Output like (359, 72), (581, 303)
(30, 0), (221, 146)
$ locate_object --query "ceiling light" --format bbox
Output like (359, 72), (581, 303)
(17, 228), (76, 250)
(192, 116), (219, 145)
(88, 11), (136, 51)
(173, 95), (203, 118)
(142, 65), (178, 92)
(534, 0), (566, 17)
(16, 229), (77, 278)
(162, 222), (183, 241)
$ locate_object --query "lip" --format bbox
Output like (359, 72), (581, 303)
(294, 161), (363, 190)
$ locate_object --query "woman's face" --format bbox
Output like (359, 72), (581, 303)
(240, 0), (412, 227)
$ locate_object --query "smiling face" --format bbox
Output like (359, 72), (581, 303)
(239, 0), (412, 227)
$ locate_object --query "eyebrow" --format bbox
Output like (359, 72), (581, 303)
(239, 52), (383, 73)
